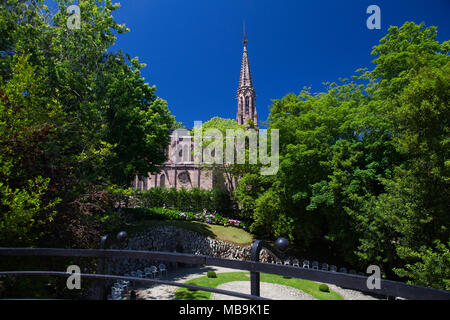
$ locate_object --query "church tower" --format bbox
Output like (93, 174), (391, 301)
(236, 32), (258, 128)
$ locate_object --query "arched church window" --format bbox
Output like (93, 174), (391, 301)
(160, 174), (165, 187)
(178, 171), (190, 185)
(183, 145), (190, 162)
(245, 96), (249, 114)
(142, 177), (147, 190)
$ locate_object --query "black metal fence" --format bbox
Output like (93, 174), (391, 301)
(0, 244), (449, 300)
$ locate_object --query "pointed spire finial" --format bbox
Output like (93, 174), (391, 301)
(243, 20), (247, 46)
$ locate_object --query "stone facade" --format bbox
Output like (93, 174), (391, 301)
(133, 128), (214, 191)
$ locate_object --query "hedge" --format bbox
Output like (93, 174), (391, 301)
(134, 187), (236, 215)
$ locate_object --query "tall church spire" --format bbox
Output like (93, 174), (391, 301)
(236, 29), (257, 128)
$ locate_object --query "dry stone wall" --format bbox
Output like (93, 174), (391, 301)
(104, 226), (274, 276)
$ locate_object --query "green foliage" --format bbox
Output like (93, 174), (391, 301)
(250, 189), (293, 240)
(393, 240), (450, 290)
(234, 21), (449, 289)
(0, 176), (59, 246)
(0, 0), (177, 249)
(236, 80), (379, 262)
(200, 117), (260, 193)
(0, 54), (62, 246)
(233, 173), (273, 218)
(354, 22), (450, 284)
(319, 284), (330, 292)
(207, 271), (217, 278)
(1, 0), (176, 187)
(135, 187), (235, 216)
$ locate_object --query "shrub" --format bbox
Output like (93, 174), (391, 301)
(319, 284), (330, 292)
(102, 188), (251, 230)
(207, 271), (217, 278)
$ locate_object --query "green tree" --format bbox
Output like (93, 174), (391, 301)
(394, 240), (450, 290)
(235, 22), (449, 287)
(355, 22), (450, 285)
(0, 0), (177, 247)
(200, 117), (259, 194)
(0, 55), (61, 246)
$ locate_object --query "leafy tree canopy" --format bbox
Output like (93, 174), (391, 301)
(0, 0), (177, 246)
(234, 22), (449, 288)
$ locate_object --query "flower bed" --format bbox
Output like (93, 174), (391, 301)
(122, 207), (249, 230)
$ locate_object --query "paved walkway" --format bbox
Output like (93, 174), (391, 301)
(133, 266), (379, 300)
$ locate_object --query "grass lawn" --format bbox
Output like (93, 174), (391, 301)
(122, 219), (254, 246)
(174, 272), (344, 300)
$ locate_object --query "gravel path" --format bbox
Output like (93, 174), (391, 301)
(133, 266), (380, 300)
(135, 266), (245, 300)
(211, 281), (316, 300)
(327, 284), (379, 300)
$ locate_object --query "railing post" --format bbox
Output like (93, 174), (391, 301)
(250, 238), (289, 298)
(95, 231), (128, 300)
(95, 235), (108, 300)
(250, 240), (263, 297)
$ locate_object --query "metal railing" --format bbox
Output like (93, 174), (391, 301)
(0, 240), (449, 300)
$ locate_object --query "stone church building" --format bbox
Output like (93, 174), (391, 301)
(133, 35), (257, 191)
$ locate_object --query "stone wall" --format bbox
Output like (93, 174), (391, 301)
(104, 226), (274, 276)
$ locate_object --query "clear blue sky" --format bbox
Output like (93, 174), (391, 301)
(107, 0), (449, 128)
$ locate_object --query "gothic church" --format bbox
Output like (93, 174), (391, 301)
(133, 35), (257, 191)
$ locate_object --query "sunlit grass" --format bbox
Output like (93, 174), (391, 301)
(174, 272), (344, 300)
